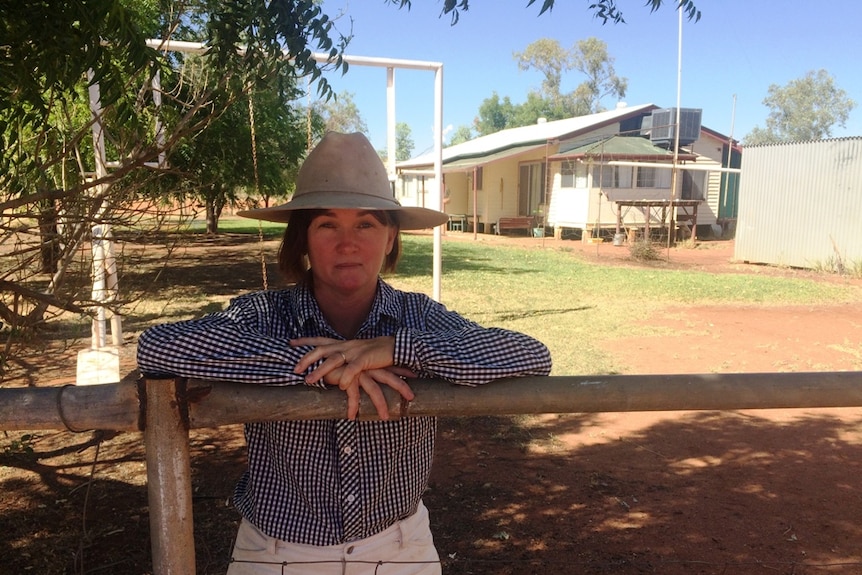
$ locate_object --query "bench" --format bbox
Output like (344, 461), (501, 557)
(496, 216), (535, 235)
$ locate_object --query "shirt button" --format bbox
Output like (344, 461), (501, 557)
(343, 446), (353, 455)
(346, 494), (355, 503)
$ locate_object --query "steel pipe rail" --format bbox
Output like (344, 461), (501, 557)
(3, 372), (862, 433)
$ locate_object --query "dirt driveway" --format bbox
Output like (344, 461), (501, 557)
(2, 236), (862, 574)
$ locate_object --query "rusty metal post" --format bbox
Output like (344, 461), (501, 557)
(144, 378), (195, 574)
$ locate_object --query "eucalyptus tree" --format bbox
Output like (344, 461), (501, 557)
(0, 0), (345, 345)
(0, 0), (701, 354)
(744, 70), (856, 145)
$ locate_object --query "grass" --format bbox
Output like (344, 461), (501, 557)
(49, 228), (860, 379)
(388, 234), (862, 376)
(185, 217), (286, 239)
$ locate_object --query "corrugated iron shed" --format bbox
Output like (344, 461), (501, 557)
(734, 137), (862, 271)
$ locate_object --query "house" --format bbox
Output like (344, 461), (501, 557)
(396, 104), (740, 240)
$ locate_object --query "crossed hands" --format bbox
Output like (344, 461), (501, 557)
(291, 336), (416, 421)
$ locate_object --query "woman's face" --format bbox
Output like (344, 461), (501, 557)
(306, 209), (396, 297)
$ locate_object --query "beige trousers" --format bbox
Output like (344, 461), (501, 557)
(226, 502), (441, 575)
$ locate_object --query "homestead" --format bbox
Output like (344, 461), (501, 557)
(397, 104), (741, 241)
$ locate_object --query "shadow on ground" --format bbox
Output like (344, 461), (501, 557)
(2, 409), (861, 574)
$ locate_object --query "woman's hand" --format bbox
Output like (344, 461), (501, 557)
(290, 336), (416, 420)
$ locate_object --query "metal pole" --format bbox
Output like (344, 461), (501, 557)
(4, 372), (862, 432)
(145, 378), (195, 575)
(432, 64), (444, 302)
(181, 372), (862, 427)
(668, 6), (683, 253)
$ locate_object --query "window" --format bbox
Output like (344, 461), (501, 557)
(592, 165), (632, 189)
(561, 161), (576, 188)
(519, 162), (546, 215)
(636, 166), (657, 188)
(560, 161), (587, 189)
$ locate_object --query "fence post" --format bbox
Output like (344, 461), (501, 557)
(144, 378), (196, 574)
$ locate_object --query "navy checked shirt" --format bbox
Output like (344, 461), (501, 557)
(137, 279), (552, 546)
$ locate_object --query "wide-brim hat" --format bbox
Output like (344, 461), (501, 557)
(237, 131), (448, 230)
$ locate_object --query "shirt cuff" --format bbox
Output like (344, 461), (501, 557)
(393, 328), (419, 372)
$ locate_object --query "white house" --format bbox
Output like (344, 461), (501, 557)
(397, 104), (740, 240)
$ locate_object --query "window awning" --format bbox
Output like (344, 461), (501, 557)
(548, 135), (697, 163)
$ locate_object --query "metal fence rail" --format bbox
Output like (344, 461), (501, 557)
(2, 371), (862, 573)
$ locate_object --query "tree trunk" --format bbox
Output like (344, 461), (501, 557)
(37, 199), (60, 274)
(205, 198), (222, 235)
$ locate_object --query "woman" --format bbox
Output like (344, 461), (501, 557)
(137, 132), (552, 574)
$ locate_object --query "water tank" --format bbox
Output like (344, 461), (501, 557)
(649, 108), (702, 147)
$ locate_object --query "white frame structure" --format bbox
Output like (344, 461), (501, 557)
(84, 41), (445, 369)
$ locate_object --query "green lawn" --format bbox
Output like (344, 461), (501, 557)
(121, 225), (861, 377)
(389, 235), (862, 376)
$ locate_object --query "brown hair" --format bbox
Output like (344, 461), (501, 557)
(277, 209), (402, 284)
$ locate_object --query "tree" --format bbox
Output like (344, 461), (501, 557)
(515, 38), (571, 104)
(570, 37), (628, 113)
(317, 91), (369, 135)
(447, 125), (475, 145)
(169, 68), (311, 233)
(0, 0), (700, 349)
(0, 0), (347, 342)
(477, 37), (625, 135)
(744, 70), (856, 145)
(377, 122), (415, 162)
(474, 92), (518, 135)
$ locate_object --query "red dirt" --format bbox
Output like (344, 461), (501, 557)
(2, 236), (862, 574)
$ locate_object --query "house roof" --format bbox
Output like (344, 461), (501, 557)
(548, 134), (698, 162)
(397, 103), (658, 172)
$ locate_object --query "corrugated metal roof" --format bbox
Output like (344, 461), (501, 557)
(397, 103), (657, 171)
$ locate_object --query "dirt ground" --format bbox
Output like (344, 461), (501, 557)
(2, 234), (862, 574)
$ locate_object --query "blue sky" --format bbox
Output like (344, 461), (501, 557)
(316, 1), (862, 155)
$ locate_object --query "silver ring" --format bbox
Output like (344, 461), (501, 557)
(339, 351), (348, 364)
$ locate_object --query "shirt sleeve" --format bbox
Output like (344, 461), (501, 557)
(136, 292), (307, 384)
(392, 294), (552, 385)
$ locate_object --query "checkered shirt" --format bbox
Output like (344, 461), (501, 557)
(137, 279), (551, 545)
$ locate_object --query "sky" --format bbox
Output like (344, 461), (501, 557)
(315, 0), (862, 156)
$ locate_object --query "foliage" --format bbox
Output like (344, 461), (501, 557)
(476, 37), (625, 135)
(628, 239), (662, 261)
(387, 0), (700, 25)
(0, 0), (347, 340)
(475, 92), (518, 135)
(0, 0), (702, 353)
(744, 70), (856, 145)
(2, 433), (36, 459)
(316, 91), (369, 136)
(569, 37), (628, 112)
(377, 122), (415, 162)
(447, 125), (475, 145)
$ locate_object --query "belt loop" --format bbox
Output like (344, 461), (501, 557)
(398, 516), (409, 550)
(266, 530), (277, 555)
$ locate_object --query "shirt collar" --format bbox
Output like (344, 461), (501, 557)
(293, 278), (401, 334)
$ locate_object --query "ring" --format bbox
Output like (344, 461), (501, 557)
(339, 351), (348, 364)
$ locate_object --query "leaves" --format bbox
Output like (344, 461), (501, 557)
(744, 69), (856, 145)
(388, 0), (700, 26)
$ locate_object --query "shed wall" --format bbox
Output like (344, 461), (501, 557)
(734, 138), (862, 270)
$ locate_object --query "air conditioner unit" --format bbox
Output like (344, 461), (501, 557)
(649, 108), (702, 147)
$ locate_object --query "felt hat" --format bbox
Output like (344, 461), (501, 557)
(237, 131), (448, 230)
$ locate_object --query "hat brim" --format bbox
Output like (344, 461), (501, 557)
(236, 191), (449, 230)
